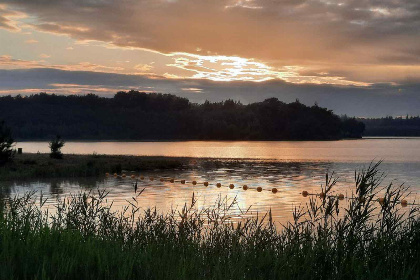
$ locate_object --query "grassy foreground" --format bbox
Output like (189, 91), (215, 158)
(0, 153), (185, 180)
(0, 163), (419, 280)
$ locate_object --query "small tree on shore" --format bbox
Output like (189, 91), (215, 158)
(49, 135), (65, 159)
(0, 120), (15, 165)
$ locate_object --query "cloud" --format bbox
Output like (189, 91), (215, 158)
(0, 0), (418, 84)
(0, 4), (24, 31)
(0, 55), (125, 73)
(24, 39), (38, 44)
(166, 52), (371, 86)
(134, 63), (154, 73)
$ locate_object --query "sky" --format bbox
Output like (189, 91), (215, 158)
(0, 0), (419, 117)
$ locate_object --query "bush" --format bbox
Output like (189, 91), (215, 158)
(0, 120), (15, 165)
(49, 135), (65, 159)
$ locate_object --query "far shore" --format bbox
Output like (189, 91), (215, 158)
(0, 153), (187, 181)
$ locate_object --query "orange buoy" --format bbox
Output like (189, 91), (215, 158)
(122, 174), (126, 178)
(113, 173), (117, 177)
(401, 200), (408, 207)
(216, 183), (221, 188)
(319, 192), (326, 199)
(358, 197), (366, 203)
(140, 176), (144, 180)
(192, 181), (197, 185)
(302, 191), (308, 197)
(131, 175), (135, 179)
(150, 177), (154, 181)
(170, 179), (174, 183)
(160, 178), (164, 182)
(105, 173), (109, 177)
(378, 197), (385, 205)
(338, 194), (345, 200)
(229, 184), (234, 189)
(204, 182), (209, 187)
(181, 180), (186, 184)
(272, 188), (278, 194)
(243, 185), (248, 190)
(257, 187), (262, 192)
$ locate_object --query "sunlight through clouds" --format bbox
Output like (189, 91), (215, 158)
(165, 52), (371, 86)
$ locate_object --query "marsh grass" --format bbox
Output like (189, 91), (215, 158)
(0, 153), (185, 180)
(0, 162), (419, 280)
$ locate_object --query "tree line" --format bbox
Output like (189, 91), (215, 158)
(361, 116), (420, 137)
(0, 91), (365, 141)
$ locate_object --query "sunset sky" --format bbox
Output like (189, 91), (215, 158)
(0, 0), (419, 116)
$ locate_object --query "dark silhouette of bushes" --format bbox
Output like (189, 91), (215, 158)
(0, 120), (15, 165)
(49, 135), (65, 159)
(0, 91), (364, 140)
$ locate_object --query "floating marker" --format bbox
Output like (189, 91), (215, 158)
(113, 173), (117, 177)
(272, 188), (278, 194)
(204, 182), (209, 187)
(140, 176), (144, 180)
(302, 191), (308, 197)
(105, 173), (109, 177)
(243, 185), (248, 190)
(378, 197), (385, 205)
(319, 192), (326, 199)
(131, 175), (135, 179)
(122, 174), (126, 178)
(170, 179), (174, 183)
(401, 200), (408, 207)
(150, 177), (154, 181)
(229, 184), (234, 189)
(257, 187), (262, 192)
(338, 194), (345, 200)
(160, 178), (164, 182)
(192, 181), (197, 185)
(181, 180), (185, 184)
(216, 183), (221, 188)
(358, 197), (366, 203)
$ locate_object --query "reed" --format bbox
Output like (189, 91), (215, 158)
(0, 162), (419, 280)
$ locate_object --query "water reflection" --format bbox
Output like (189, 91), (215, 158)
(1, 160), (419, 224)
(16, 138), (420, 162)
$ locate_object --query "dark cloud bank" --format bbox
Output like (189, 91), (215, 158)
(1, 68), (419, 117)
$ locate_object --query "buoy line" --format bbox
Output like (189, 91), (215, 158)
(105, 173), (419, 206)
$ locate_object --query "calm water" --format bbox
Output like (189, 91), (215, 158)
(15, 138), (420, 162)
(3, 139), (420, 224)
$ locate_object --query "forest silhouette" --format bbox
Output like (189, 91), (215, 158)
(0, 91), (365, 140)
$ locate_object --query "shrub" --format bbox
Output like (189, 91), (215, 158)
(0, 120), (15, 165)
(49, 135), (65, 159)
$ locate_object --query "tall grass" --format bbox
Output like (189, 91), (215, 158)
(0, 162), (419, 280)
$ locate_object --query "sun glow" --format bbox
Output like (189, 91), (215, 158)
(165, 52), (371, 86)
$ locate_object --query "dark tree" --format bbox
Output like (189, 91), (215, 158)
(49, 135), (65, 159)
(0, 91), (366, 141)
(341, 117), (365, 138)
(0, 120), (15, 165)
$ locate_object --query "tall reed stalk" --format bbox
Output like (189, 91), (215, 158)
(0, 162), (419, 279)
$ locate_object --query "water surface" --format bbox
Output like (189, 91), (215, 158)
(3, 139), (420, 224)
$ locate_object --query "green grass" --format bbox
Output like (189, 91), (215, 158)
(0, 162), (419, 279)
(0, 153), (185, 180)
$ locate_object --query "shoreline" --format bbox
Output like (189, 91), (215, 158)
(0, 153), (187, 181)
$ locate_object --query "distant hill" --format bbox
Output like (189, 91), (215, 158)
(361, 116), (420, 137)
(0, 91), (364, 141)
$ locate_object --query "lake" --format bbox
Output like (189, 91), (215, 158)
(3, 138), (420, 224)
